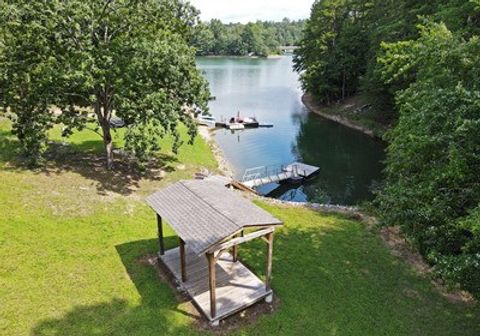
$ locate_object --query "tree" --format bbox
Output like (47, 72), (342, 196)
(294, 0), (480, 119)
(209, 19), (230, 55)
(376, 22), (480, 296)
(241, 23), (267, 56)
(294, 0), (368, 103)
(0, 1), (63, 165)
(191, 22), (215, 56)
(0, 0), (209, 169)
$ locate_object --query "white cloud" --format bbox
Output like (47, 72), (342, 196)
(189, 0), (313, 23)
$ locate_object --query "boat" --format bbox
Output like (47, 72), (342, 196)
(196, 114), (216, 127)
(214, 111), (273, 130)
(242, 117), (260, 128)
(227, 123), (245, 130)
(229, 111), (259, 128)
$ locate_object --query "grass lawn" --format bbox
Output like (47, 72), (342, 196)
(1, 118), (479, 335)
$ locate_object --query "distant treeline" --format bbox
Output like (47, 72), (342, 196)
(192, 18), (305, 57)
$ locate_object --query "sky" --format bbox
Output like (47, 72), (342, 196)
(189, 0), (313, 23)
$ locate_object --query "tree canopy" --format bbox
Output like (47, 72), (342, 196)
(294, 0), (480, 115)
(0, 0), (209, 168)
(377, 22), (480, 296)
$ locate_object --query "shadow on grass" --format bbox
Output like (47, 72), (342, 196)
(30, 211), (480, 336)
(0, 129), (20, 164)
(0, 130), (178, 196)
(31, 237), (196, 336)
(114, 237), (183, 306)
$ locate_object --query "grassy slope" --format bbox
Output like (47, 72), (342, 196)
(0, 118), (479, 335)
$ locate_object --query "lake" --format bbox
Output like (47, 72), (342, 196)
(197, 56), (385, 205)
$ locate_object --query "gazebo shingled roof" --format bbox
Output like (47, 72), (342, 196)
(146, 179), (283, 255)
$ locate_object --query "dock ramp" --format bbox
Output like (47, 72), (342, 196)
(241, 162), (319, 188)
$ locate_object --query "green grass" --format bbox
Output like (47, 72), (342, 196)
(1, 119), (479, 335)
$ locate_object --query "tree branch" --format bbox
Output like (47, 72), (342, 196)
(85, 126), (103, 138)
(64, 92), (90, 103)
(99, 0), (114, 21)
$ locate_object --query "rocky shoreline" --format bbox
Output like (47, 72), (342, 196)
(302, 92), (381, 139)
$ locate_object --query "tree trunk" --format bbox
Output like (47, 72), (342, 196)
(95, 97), (114, 170)
(101, 121), (114, 170)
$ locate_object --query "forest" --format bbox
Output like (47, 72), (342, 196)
(192, 18), (305, 57)
(295, 0), (480, 297)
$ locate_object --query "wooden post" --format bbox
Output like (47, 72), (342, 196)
(232, 231), (242, 262)
(265, 231), (274, 291)
(232, 244), (238, 262)
(179, 238), (187, 282)
(157, 214), (165, 256)
(206, 252), (216, 319)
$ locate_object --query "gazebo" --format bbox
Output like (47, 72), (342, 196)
(146, 179), (283, 325)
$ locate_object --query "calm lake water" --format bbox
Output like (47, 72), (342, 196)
(197, 56), (385, 205)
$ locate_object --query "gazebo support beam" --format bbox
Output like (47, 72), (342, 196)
(156, 214), (165, 256)
(265, 231), (273, 291)
(206, 252), (216, 319)
(207, 227), (274, 254)
(179, 238), (187, 282)
(232, 231), (242, 262)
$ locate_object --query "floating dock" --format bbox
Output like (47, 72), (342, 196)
(241, 162), (320, 188)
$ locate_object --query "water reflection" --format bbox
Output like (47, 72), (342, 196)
(197, 56), (385, 205)
(287, 113), (386, 204)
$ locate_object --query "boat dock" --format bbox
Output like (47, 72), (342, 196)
(215, 122), (273, 129)
(241, 162), (320, 188)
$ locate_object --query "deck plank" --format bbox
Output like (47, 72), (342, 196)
(160, 247), (271, 321)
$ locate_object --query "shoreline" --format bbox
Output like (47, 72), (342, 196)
(198, 54), (286, 59)
(197, 126), (234, 179)
(301, 92), (383, 140)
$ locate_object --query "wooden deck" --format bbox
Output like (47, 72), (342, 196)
(242, 162), (320, 188)
(160, 247), (271, 322)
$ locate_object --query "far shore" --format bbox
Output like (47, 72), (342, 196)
(198, 54), (288, 59)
